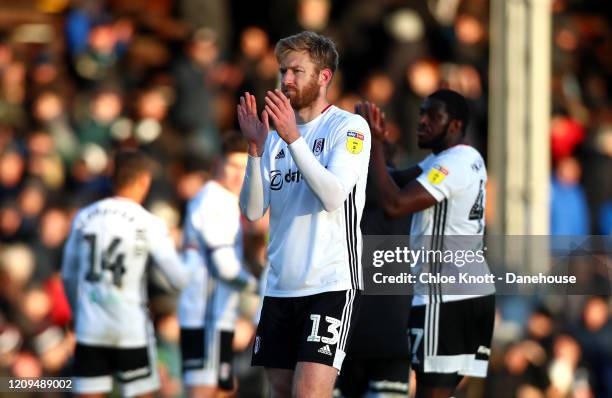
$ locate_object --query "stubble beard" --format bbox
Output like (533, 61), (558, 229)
(282, 75), (320, 110)
(418, 123), (450, 151)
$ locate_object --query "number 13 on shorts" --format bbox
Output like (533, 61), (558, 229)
(307, 314), (341, 345)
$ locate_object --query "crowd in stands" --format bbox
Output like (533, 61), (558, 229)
(0, 0), (609, 396)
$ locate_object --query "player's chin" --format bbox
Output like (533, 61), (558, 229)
(417, 139), (432, 149)
(285, 92), (298, 103)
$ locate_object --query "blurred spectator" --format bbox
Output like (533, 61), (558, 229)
(550, 156), (590, 235)
(0, 0), (608, 395)
(548, 335), (583, 396)
(600, 202), (612, 235)
(485, 340), (549, 398)
(76, 88), (124, 149)
(31, 208), (71, 281)
(32, 91), (79, 164)
(16, 179), (47, 239)
(551, 113), (585, 163)
(172, 28), (222, 161)
(581, 126), (612, 234)
(71, 15), (130, 87)
(573, 297), (612, 398)
(0, 148), (26, 200)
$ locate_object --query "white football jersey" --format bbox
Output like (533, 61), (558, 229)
(178, 181), (245, 330)
(411, 145), (495, 305)
(261, 106), (371, 297)
(61, 197), (189, 347)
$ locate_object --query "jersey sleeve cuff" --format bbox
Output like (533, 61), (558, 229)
(416, 176), (446, 202)
(288, 136), (309, 155)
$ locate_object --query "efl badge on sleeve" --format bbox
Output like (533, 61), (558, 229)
(427, 164), (449, 184)
(346, 131), (364, 154)
(312, 138), (325, 156)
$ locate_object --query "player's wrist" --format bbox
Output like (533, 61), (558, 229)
(371, 138), (385, 153)
(248, 142), (264, 157)
(283, 127), (301, 144)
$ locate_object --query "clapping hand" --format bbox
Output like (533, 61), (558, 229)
(264, 89), (300, 144)
(237, 92), (269, 156)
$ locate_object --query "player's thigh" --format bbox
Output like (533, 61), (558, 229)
(72, 343), (114, 395)
(265, 368), (294, 398)
(293, 361), (338, 398)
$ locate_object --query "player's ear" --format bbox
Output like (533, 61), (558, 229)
(449, 119), (463, 135)
(139, 172), (151, 188)
(319, 68), (333, 87)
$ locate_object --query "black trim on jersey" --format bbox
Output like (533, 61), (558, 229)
(350, 185), (359, 288)
(343, 185), (358, 289)
(438, 199), (448, 301)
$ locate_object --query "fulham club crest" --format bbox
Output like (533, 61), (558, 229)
(312, 138), (325, 156)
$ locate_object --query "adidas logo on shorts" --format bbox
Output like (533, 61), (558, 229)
(318, 344), (332, 356)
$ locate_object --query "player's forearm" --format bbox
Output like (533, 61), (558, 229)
(288, 137), (350, 212)
(391, 166), (423, 187)
(371, 141), (405, 217)
(240, 156), (268, 220)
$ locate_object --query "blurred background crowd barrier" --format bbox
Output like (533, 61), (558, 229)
(0, 0), (610, 397)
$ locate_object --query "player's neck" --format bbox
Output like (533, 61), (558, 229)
(113, 188), (144, 204)
(295, 96), (330, 125)
(432, 136), (466, 154)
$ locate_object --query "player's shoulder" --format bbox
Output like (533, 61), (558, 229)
(326, 106), (371, 141)
(435, 145), (486, 182)
(329, 106), (368, 127)
(439, 145), (483, 163)
(186, 181), (238, 227)
(189, 181), (234, 209)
